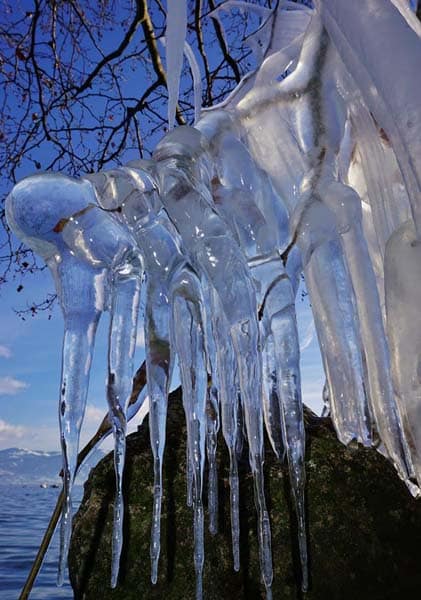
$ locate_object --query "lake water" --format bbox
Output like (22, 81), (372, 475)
(0, 484), (83, 600)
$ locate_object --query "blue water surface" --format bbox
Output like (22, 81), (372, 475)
(0, 484), (83, 600)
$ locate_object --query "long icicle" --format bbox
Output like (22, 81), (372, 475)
(231, 319), (273, 596)
(171, 268), (208, 600)
(107, 275), (140, 587)
(206, 383), (220, 535)
(203, 289), (220, 535)
(263, 275), (308, 592)
(261, 334), (285, 461)
(292, 199), (371, 447)
(55, 252), (105, 585)
(211, 293), (241, 570)
(144, 279), (172, 585)
(321, 179), (416, 489)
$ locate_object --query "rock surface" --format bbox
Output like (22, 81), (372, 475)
(69, 390), (421, 599)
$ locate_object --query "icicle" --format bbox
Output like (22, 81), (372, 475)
(171, 267), (208, 600)
(211, 294), (241, 570)
(107, 275), (140, 587)
(206, 384), (219, 535)
(292, 198), (371, 446)
(202, 285), (220, 535)
(160, 38), (203, 125)
(184, 41), (202, 124)
(261, 274), (308, 591)
(144, 279), (171, 585)
(88, 163), (170, 583)
(116, 162), (215, 582)
(55, 252), (104, 585)
(5, 175), (108, 584)
(166, 0), (187, 130)
(230, 320), (273, 594)
(385, 220), (421, 494)
(261, 334), (285, 460)
(320, 179), (414, 487)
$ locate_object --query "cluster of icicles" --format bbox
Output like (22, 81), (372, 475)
(6, 0), (421, 598)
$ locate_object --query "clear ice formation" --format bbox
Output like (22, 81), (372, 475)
(5, 0), (421, 597)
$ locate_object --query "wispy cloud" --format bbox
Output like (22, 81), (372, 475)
(0, 376), (29, 396)
(0, 419), (26, 437)
(84, 404), (106, 426)
(0, 419), (26, 448)
(0, 345), (12, 359)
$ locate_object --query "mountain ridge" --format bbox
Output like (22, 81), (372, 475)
(0, 446), (105, 484)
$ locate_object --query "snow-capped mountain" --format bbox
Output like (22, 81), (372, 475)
(0, 447), (105, 484)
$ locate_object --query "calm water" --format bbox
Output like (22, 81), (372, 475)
(0, 484), (83, 600)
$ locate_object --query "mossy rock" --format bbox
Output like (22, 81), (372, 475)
(69, 390), (421, 599)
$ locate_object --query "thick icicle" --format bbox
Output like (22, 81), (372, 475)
(205, 126), (305, 584)
(320, 179), (414, 488)
(207, 125), (293, 468)
(107, 275), (140, 587)
(292, 198), (371, 446)
(55, 252), (104, 585)
(5, 175), (108, 584)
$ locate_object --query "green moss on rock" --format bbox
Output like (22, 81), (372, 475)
(69, 391), (421, 599)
